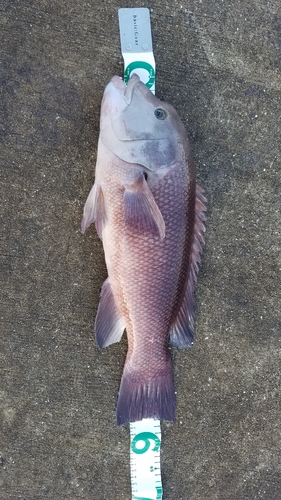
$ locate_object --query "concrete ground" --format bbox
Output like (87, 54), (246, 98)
(1, 1), (280, 499)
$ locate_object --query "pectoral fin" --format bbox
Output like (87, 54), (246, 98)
(170, 184), (207, 348)
(123, 176), (165, 239)
(95, 278), (125, 348)
(81, 181), (106, 238)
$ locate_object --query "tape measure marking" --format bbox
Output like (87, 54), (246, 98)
(118, 7), (156, 94)
(130, 419), (163, 500)
(124, 61), (155, 89)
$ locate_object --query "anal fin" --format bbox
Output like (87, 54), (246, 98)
(170, 183), (207, 348)
(95, 278), (125, 348)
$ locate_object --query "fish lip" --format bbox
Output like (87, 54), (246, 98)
(110, 74), (140, 105)
(124, 73), (140, 104)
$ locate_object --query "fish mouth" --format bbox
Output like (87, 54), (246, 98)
(111, 74), (140, 105)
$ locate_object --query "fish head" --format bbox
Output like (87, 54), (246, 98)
(100, 74), (188, 171)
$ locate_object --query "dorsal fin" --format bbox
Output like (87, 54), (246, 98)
(169, 184), (207, 348)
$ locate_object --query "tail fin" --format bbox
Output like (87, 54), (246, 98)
(116, 365), (176, 425)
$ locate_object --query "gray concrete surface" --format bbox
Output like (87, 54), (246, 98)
(1, 1), (281, 499)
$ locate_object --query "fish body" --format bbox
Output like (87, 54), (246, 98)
(82, 75), (206, 425)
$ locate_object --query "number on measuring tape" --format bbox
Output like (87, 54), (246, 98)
(131, 432), (161, 455)
(130, 420), (162, 500)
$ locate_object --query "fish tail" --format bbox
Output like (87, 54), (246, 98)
(116, 362), (175, 425)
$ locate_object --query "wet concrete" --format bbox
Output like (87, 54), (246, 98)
(1, 1), (281, 499)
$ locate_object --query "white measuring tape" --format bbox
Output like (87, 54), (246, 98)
(118, 9), (163, 500)
(130, 419), (162, 500)
(118, 8), (155, 93)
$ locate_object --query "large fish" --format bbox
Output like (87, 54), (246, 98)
(82, 74), (206, 425)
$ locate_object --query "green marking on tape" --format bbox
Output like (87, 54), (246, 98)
(131, 431), (161, 455)
(156, 486), (163, 500)
(124, 61), (155, 89)
(133, 497), (153, 500)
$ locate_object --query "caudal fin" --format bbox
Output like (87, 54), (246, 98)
(116, 366), (175, 425)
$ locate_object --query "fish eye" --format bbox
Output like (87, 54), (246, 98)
(154, 108), (167, 120)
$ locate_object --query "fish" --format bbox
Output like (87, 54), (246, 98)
(81, 74), (206, 425)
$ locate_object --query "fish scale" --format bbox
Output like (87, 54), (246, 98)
(100, 157), (193, 421)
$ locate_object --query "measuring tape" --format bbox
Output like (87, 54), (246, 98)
(130, 419), (162, 500)
(118, 8), (162, 500)
(118, 8), (155, 93)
